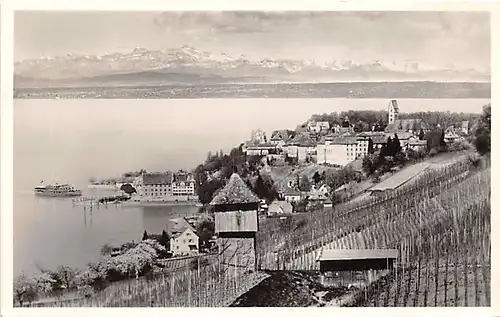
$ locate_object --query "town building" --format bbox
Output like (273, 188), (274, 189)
(244, 143), (278, 156)
(323, 199), (333, 208)
(249, 128), (267, 144)
(386, 119), (426, 134)
(172, 171), (196, 196)
(267, 200), (294, 217)
(318, 184), (331, 196)
(388, 99), (399, 125)
(307, 120), (330, 133)
(269, 130), (294, 149)
(282, 188), (301, 202)
(132, 171), (195, 202)
(133, 172), (174, 202)
(316, 134), (369, 167)
(169, 218), (199, 256)
(283, 133), (316, 162)
(461, 121), (470, 135)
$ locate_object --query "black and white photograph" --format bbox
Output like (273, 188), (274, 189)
(3, 8), (494, 310)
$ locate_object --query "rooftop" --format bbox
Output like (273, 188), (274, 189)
(317, 249), (399, 262)
(169, 217), (197, 238)
(209, 173), (260, 205)
(369, 163), (430, 191)
(143, 172), (174, 185)
(282, 187), (301, 196)
(389, 99), (399, 111)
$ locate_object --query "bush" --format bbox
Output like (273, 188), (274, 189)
(448, 140), (473, 152)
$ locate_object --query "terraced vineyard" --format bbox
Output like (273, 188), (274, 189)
(258, 164), (490, 307)
(32, 156), (489, 307)
(256, 158), (475, 270)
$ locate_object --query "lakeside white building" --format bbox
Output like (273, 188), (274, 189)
(132, 171), (196, 202)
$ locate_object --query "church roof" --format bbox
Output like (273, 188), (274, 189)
(209, 173), (260, 205)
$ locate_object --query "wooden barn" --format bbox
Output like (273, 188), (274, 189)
(317, 249), (399, 272)
(316, 249), (399, 288)
(210, 173), (260, 271)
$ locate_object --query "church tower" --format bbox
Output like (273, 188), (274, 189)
(388, 100), (399, 125)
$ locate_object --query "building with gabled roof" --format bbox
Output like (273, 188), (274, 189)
(210, 173), (259, 271)
(267, 200), (293, 217)
(169, 217), (199, 256)
(283, 132), (316, 162)
(385, 119), (426, 134)
(282, 187), (301, 202)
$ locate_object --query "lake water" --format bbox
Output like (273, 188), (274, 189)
(13, 98), (488, 276)
(14, 81), (491, 99)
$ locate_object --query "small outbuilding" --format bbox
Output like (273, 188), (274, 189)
(317, 249), (399, 272)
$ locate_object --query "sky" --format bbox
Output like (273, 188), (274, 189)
(14, 11), (490, 72)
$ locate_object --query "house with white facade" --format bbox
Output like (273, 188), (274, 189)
(282, 188), (301, 202)
(316, 134), (370, 167)
(132, 171), (195, 202)
(285, 133), (316, 162)
(461, 121), (470, 135)
(267, 200), (294, 217)
(269, 130), (294, 149)
(172, 171), (196, 197)
(244, 143), (278, 156)
(169, 218), (199, 257)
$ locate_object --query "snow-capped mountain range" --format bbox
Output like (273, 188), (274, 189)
(14, 46), (490, 87)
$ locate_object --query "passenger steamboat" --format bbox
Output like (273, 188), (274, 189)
(34, 182), (83, 197)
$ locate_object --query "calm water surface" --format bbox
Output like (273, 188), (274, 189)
(13, 99), (488, 276)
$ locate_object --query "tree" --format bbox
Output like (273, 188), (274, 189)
(380, 137), (391, 157)
(313, 171), (322, 184)
(197, 178), (226, 204)
(160, 230), (170, 248)
(419, 129), (425, 140)
(196, 217), (215, 251)
(100, 244), (114, 256)
(362, 154), (378, 176)
(299, 174), (312, 192)
(474, 104), (491, 155)
(14, 274), (38, 306)
(56, 266), (77, 290)
(440, 129), (447, 147)
(367, 137), (374, 154)
(392, 134), (402, 155)
(253, 174), (278, 201)
(120, 184), (137, 195)
(142, 230), (149, 241)
(253, 174), (268, 199)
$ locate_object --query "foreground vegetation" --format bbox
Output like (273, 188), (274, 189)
(347, 169), (491, 306)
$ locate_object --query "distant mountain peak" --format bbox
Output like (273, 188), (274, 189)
(14, 45), (490, 85)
